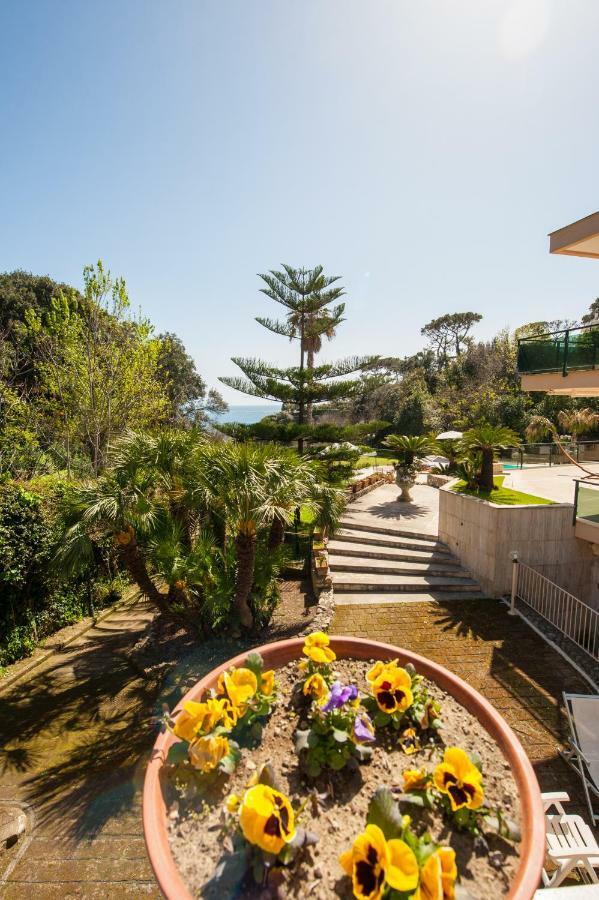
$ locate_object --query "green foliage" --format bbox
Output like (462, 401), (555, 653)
(382, 434), (435, 465)
(0, 481), (123, 667)
(451, 477), (553, 506)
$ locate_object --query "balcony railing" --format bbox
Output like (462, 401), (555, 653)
(574, 478), (599, 526)
(517, 323), (599, 376)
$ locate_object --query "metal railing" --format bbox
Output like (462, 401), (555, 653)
(510, 559), (599, 663)
(500, 440), (599, 470)
(517, 322), (599, 376)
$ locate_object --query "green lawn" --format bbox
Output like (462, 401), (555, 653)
(356, 454), (397, 468)
(299, 505), (317, 526)
(450, 476), (553, 506)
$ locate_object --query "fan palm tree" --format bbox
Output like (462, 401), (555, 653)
(557, 408), (599, 443)
(58, 464), (169, 611)
(525, 414), (598, 475)
(460, 424), (520, 491)
(382, 434), (436, 465)
(196, 443), (281, 628)
(262, 449), (321, 550)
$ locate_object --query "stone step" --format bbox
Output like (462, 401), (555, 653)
(334, 591), (489, 606)
(339, 518), (440, 544)
(328, 555), (465, 577)
(332, 572), (481, 593)
(334, 527), (450, 554)
(327, 539), (460, 566)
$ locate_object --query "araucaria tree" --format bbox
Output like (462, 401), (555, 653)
(220, 265), (371, 450)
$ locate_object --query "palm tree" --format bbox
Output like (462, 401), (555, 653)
(525, 415), (598, 475)
(460, 424), (520, 491)
(262, 448), (320, 550)
(382, 434), (436, 465)
(196, 443), (280, 629)
(58, 464), (169, 611)
(557, 408), (599, 443)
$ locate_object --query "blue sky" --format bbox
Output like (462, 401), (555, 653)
(2, 0), (599, 405)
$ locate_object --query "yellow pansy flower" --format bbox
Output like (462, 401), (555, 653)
(366, 659), (400, 683)
(372, 666), (413, 715)
(302, 631), (336, 664)
(403, 767), (431, 792)
(303, 672), (329, 705)
(339, 824), (419, 900)
(239, 784), (296, 855)
(261, 669), (275, 695)
(218, 667), (258, 712)
(415, 847), (457, 900)
(188, 734), (230, 773)
(433, 747), (484, 811)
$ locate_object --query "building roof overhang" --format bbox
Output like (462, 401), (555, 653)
(549, 211), (599, 258)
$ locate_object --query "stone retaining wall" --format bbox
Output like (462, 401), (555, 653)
(439, 484), (599, 609)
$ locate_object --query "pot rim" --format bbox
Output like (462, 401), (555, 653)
(142, 635), (545, 900)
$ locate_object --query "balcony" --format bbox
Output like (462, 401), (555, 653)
(517, 323), (599, 395)
(574, 478), (599, 544)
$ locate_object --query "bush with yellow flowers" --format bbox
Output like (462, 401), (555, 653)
(399, 746), (521, 842)
(215, 651), (277, 744)
(363, 659), (442, 753)
(339, 787), (458, 900)
(220, 764), (318, 888)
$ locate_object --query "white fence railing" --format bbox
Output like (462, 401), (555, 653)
(511, 560), (599, 663)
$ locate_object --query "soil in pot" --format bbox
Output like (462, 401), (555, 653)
(164, 658), (521, 899)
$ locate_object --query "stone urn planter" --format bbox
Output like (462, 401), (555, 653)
(143, 636), (544, 900)
(395, 463), (418, 501)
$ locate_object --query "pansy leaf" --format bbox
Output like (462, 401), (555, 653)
(328, 750), (347, 770)
(256, 763), (279, 789)
(468, 750), (483, 773)
(244, 652), (264, 678)
(166, 741), (189, 766)
(394, 791), (427, 808)
(205, 850), (247, 895)
(367, 787), (403, 840)
(373, 711), (391, 727)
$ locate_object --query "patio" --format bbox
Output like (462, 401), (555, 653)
(503, 462), (599, 504)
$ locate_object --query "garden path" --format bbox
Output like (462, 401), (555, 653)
(0, 580), (314, 897)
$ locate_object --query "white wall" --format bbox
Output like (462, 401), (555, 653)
(438, 485), (598, 608)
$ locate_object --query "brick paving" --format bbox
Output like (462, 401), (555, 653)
(0, 599), (163, 897)
(332, 596), (594, 819)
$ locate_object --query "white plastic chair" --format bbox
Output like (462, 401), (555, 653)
(541, 792), (599, 888)
(561, 692), (599, 826)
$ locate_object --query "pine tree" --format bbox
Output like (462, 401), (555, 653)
(220, 265), (372, 451)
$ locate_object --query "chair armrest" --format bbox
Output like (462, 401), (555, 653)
(548, 846), (599, 860)
(542, 791), (570, 813)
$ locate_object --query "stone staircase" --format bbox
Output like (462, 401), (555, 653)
(329, 517), (485, 606)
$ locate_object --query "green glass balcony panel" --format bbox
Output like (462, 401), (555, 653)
(518, 325), (599, 375)
(576, 484), (599, 524)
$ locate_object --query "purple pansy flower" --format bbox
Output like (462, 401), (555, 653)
(354, 713), (375, 743)
(322, 681), (358, 712)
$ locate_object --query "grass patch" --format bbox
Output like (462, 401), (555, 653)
(356, 454), (397, 468)
(451, 476), (553, 506)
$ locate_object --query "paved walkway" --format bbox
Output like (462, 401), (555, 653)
(0, 598), (163, 898)
(344, 480), (440, 537)
(504, 462), (599, 504)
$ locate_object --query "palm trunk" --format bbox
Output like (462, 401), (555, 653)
(234, 532), (256, 628)
(478, 448), (495, 491)
(119, 538), (168, 612)
(268, 514), (286, 551)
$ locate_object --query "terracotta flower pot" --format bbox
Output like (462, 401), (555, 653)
(143, 637), (545, 900)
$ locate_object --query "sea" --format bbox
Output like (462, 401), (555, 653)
(213, 404), (281, 425)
